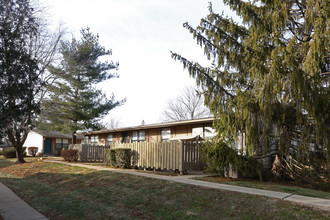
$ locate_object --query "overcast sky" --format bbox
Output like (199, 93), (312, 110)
(43, 0), (233, 127)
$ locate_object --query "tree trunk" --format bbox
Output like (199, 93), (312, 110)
(271, 154), (283, 181)
(7, 130), (28, 164)
(14, 145), (26, 164)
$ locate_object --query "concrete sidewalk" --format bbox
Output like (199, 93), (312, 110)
(47, 160), (330, 211)
(0, 182), (48, 220)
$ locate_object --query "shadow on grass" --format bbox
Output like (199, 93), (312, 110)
(0, 156), (44, 169)
(0, 162), (329, 220)
(0, 157), (15, 168)
(195, 176), (330, 200)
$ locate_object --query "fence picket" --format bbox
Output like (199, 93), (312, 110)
(70, 141), (204, 173)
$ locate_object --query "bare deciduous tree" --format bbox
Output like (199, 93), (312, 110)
(106, 117), (123, 130)
(161, 86), (212, 122)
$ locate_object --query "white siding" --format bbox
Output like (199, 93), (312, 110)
(192, 127), (203, 136)
(23, 131), (43, 154)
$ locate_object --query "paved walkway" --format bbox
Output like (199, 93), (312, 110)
(48, 160), (330, 211)
(1, 160), (329, 220)
(0, 182), (48, 220)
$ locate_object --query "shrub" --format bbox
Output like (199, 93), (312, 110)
(28, 147), (38, 157)
(3, 147), (27, 158)
(201, 140), (262, 179)
(115, 149), (131, 168)
(3, 148), (16, 158)
(201, 140), (237, 176)
(236, 153), (262, 179)
(105, 148), (131, 168)
(61, 149), (79, 162)
(0, 150), (3, 156)
(105, 149), (116, 166)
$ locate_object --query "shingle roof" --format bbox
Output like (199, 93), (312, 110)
(82, 117), (214, 135)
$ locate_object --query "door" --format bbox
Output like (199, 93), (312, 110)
(122, 132), (129, 143)
(44, 138), (52, 154)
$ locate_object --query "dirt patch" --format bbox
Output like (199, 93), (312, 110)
(0, 161), (50, 177)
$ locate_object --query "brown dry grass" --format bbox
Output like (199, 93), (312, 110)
(0, 156), (329, 220)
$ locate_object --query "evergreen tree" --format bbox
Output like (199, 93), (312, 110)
(39, 28), (124, 142)
(172, 1), (329, 184)
(0, 0), (63, 163)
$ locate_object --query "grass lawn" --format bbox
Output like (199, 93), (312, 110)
(0, 156), (42, 168)
(82, 161), (180, 176)
(194, 176), (330, 200)
(0, 156), (329, 220)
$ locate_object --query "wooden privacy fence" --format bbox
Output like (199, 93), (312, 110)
(70, 141), (205, 173)
(111, 141), (204, 174)
(69, 144), (110, 162)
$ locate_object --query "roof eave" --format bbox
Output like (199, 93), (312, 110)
(82, 117), (214, 135)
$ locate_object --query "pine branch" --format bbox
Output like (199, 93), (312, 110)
(171, 52), (235, 99)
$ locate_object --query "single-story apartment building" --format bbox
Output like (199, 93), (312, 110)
(83, 117), (217, 146)
(24, 130), (83, 156)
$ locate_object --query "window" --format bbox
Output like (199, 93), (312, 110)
(132, 131), (138, 142)
(55, 138), (69, 149)
(193, 126), (216, 139)
(122, 132), (129, 143)
(139, 131), (145, 141)
(192, 127), (203, 136)
(161, 128), (171, 142)
(91, 135), (99, 145)
(132, 131), (145, 142)
(55, 138), (62, 149)
(62, 139), (69, 149)
(84, 136), (89, 144)
(204, 127), (216, 138)
(107, 134), (113, 145)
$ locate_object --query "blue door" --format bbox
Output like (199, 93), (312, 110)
(44, 138), (52, 154)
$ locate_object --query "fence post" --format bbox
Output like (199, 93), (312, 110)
(179, 141), (183, 175)
(81, 144), (87, 162)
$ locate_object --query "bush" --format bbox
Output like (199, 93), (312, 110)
(115, 149), (132, 168)
(28, 147), (38, 157)
(201, 140), (262, 179)
(61, 149), (79, 162)
(105, 148), (131, 168)
(105, 149), (116, 166)
(3, 147), (27, 158)
(201, 140), (237, 176)
(236, 153), (262, 179)
(3, 148), (16, 158)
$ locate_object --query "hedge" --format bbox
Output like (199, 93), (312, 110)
(105, 148), (131, 168)
(61, 149), (79, 162)
(3, 147), (27, 158)
(201, 140), (262, 179)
